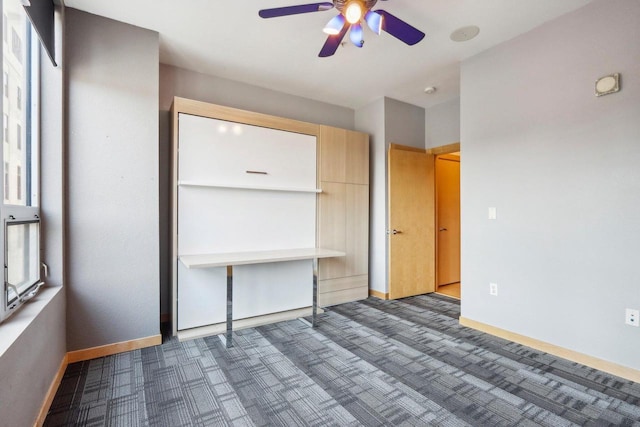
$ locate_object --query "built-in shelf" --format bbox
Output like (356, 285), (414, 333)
(178, 180), (322, 193)
(180, 248), (346, 269)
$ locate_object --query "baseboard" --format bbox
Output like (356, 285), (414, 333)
(369, 289), (388, 300)
(34, 353), (68, 426)
(176, 307), (323, 342)
(67, 334), (162, 364)
(459, 316), (640, 383)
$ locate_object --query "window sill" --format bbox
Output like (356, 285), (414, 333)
(0, 285), (62, 357)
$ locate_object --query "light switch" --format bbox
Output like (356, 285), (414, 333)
(488, 207), (497, 220)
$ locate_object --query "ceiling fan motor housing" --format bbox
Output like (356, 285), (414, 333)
(334, 0), (378, 14)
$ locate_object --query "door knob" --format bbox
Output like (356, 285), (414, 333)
(392, 229), (402, 235)
(439, 227), (448, 231)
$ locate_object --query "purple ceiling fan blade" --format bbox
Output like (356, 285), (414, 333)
(375, 10), (425, 45)
(318, 21), (349, 57)
(259, 2), (334, 18)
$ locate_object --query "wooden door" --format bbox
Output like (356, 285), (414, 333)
(436, 155), (461, 286)
(388, 145), (435, 299)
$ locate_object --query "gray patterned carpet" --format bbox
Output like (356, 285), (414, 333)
(45, 294), (640, 426)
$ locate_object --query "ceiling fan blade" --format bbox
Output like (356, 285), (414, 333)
(318, 22), (349, 57)
(259, 2), (334, 19)
(375, 10), (425, 45)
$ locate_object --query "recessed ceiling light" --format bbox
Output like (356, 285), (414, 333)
(424, 86), (436, 94)
(450, 26), (480, 42)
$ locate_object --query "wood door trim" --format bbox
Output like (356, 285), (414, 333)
(438, 154), (460, 163)
(369, 289), (389, 300)
(389, 143), (427, 153)
(427, 142), (460, 156)
(435, 155), (461, 288)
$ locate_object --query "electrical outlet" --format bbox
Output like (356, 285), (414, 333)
(625, 309), (639, 327)
(489, 283), (498, 296)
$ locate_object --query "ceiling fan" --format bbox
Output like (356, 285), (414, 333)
(258, 0), (425, 57)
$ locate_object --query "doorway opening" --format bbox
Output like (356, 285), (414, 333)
(386, 142), (460, 301)
(435, 151), (460, 299)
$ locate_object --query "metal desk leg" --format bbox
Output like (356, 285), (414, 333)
(226, 265), (233, 348)
(312, 258), (318, 327)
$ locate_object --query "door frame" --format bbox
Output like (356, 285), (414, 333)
(384, 142), (461, 300)
(429, 143), (461, 297)
(435, 153), (461, 291)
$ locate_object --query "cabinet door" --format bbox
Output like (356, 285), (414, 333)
(345, 131), (369, 185)
(346, 184), (369, 277)
(318, 182), (369, 279)
(319, 126), (346, 183)
(179, 113), (316, 188)
(319, 126), (369, 185)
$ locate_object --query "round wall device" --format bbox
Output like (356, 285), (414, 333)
(595, 73), (620, 97)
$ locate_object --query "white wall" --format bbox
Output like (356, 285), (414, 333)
(66, 9), (160, 350)
(461, 0), (640, 370)
(425, 98), (460, 149)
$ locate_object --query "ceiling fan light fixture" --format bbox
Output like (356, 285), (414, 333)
(365, 10), (382, 35)
(323, 14), (346, 35)
(345, 1), (364, 24)
(350, 23), (364, 47)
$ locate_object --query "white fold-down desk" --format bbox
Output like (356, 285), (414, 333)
(179, 248), (345, 348)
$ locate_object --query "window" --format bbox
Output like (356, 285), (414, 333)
(16, 165), (21, 200)
(3, 162), (8, 201)
(5, 220), (39, 306)
(11, 28), (22, 63)
(1, 0), (40, 323)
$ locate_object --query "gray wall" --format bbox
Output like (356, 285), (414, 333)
(42, 4), (65, 289)
(0, 8), (67, 426)
(158, 64), (356, 315)
(355, 97), (426, 294)
(384, 98), (426, 150)
(425, 98), (460, 148)
(355, 99), (385, 293)
(0, 287), (65, 427)
(160, 64), (355, 129)
(66, 9), (160, 350)
(460, 0), (640, 370)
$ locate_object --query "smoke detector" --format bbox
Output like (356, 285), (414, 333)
(424, 86), (436, 94)
(450, 26), (480, 42)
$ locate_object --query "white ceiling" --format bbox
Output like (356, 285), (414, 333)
(64, 0), (594, 110)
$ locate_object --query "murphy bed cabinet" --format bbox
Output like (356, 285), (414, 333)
(171, 97), (369, 338)
(317, 126), (369, 306)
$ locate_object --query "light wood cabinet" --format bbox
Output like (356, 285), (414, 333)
(317, 127), (370, 306)
(319, 126), (369, 184)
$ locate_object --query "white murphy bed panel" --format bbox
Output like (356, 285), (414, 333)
(171, 98), (370, 339)
(176, 113), (318, 331)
